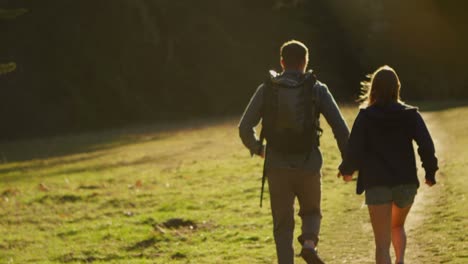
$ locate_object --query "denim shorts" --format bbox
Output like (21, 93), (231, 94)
(365, 184), (418, 208)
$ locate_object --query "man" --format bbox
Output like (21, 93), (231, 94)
(239, 40), (349, 264)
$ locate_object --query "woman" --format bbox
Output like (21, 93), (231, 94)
(338, 65), (438, 264)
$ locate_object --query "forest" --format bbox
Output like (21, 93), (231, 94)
(1, 0), (467, 139)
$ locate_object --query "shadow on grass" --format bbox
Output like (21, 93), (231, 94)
(0, 116), (235, 164)
(57, 252), (133, 263)
(0, 151), (107, 175)
(0, 128), (167, 164)
(0, 124), (216, 183)
(126, 237), (160, 251)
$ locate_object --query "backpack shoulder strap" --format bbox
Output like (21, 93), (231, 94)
(303, 70), (319, 111)
(304, 71), (323, 144)
(258, 70), (279, 159)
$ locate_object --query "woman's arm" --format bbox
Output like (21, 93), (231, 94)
(413, 112), (438, 185)
(339, 109), (367, 175)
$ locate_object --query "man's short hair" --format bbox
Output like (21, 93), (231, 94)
(280, 40), (309, 69)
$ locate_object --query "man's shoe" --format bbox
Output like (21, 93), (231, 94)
(300, 247), (325, 264)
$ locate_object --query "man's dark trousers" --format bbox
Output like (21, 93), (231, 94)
(267, 167), (322, 264)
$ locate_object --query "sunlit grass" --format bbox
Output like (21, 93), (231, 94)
(0, 104), (466, 263)
(408, 105), (468, 263)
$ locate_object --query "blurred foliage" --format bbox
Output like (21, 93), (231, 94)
(1, 0), (467, 139)
(0, 8), (26, 76)
(0, 8), (27, 19)
(0, 62), (16, 75)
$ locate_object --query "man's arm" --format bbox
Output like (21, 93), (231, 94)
(238, 84), (264, 157)
(317, 83), (350, 158)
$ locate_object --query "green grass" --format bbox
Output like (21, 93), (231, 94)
(408, 104), (468, 263)
(0, 104), (466, 263)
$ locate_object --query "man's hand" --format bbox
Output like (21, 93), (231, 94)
(337, 172), (353, 182)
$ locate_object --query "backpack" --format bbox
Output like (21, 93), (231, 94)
(260, 70), (322, 154)
(258, 70), (322, 207)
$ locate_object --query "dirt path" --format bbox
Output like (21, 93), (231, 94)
(405, 112), (443, 262)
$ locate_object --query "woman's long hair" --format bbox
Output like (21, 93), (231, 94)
(359, 65), (402, 108)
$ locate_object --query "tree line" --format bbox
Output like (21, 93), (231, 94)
(1, 0), (467, 140)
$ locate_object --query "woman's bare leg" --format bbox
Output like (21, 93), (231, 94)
(391, 203), (412, 264)
(368, 204), (392, 264)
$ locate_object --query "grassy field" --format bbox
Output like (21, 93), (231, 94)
(408, 103), (468, 263)
(0, 104), (466, 263)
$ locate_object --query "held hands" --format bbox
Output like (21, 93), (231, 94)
(337, 172), (353, 182)
(336, 173), (436, 186)
(425, 179), (436, 187)
(336, 170), (436, 186)
(257, 145), (266, 159)
(259, 150), (265, 159)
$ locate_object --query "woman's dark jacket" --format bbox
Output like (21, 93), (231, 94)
(339, 103), (438, 194)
